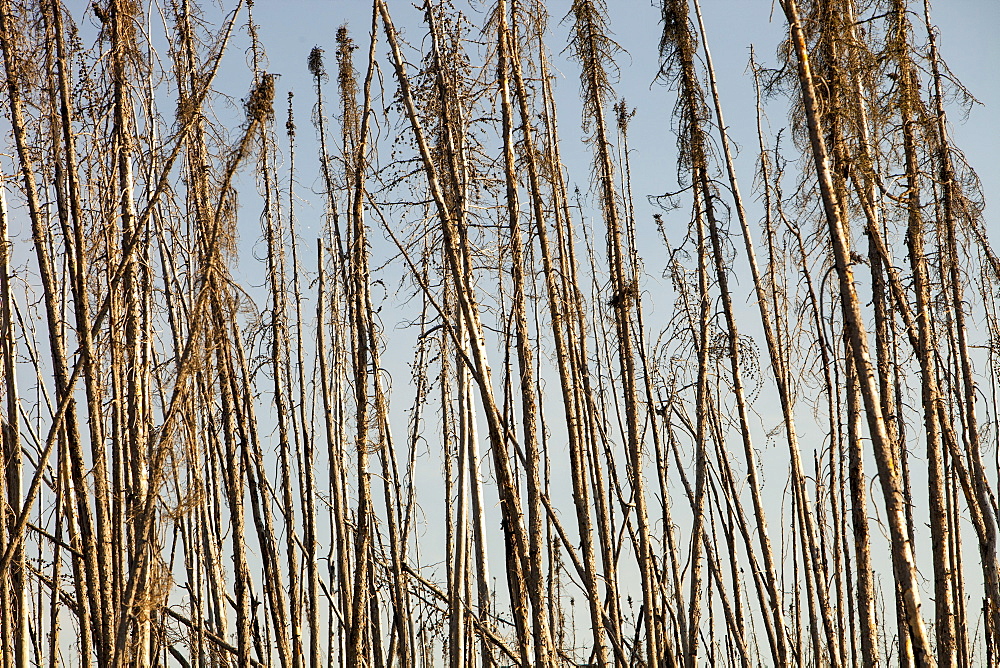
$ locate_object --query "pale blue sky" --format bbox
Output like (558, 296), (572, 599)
(240, 0), (1000, 238)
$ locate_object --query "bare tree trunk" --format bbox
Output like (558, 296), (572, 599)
(567, 3), (662, 663)
(377, 3), (538, 663)
(779, 2), (936, 664)
(0, 175), (27, 668)
(922, 0), (1000, 652)
(496, 3), (556, 663)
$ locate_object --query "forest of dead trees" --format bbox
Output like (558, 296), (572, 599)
(1, 0), (999, 666)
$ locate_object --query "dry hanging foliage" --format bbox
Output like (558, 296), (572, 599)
(0, 1), (998, 667)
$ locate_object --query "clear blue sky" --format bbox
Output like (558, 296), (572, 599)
(239, 0), (1000, 240)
